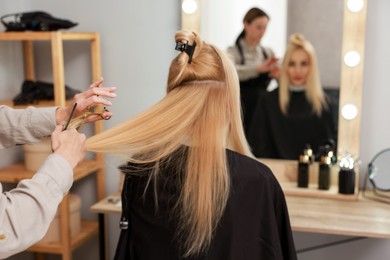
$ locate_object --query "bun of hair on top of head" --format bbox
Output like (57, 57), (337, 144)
(168, 30), (226, 92)
(289, 33), (306, 46)
(288, 33), (316, 54)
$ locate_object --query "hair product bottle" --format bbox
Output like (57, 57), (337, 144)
(318, 155), (331, 190)
(338, 155), (356, 194)
(298, 153), (310, 188)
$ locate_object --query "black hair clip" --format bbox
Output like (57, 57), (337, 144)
(175, 41), (196, 64)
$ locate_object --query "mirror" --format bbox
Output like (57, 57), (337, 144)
(198, 0), (343, 90)
(181, 0), (366, 163)
(368, 148), (390, 192)
(363, 147), (390, 204)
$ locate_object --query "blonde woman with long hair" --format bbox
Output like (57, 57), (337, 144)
(248, 34), (337, 160)
(87, 31), (296, 260)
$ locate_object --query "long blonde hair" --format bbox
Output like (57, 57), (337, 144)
(279, 34), (327, 116)
(87, 30), (251, 256)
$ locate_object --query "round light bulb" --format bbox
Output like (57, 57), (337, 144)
(182, 0), (198, 14)
(344, 51), (361, 67)
(347, 0), (364, 12)
(341, 104), (358, 120)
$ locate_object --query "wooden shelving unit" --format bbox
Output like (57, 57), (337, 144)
(0, 31), (105, 260)
(29, 221), (98, 254)
(0, 160), (103, 183)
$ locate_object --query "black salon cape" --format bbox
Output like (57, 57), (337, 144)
(114, 148), (297, 260)
(247, 89), (337, 160)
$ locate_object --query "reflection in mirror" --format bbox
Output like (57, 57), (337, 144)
(182, 0), (366, 163)
(200, 0), (343, 89)
(199, 0), (342, 159)
(200, 0), (287, 57)
(287, 0), (344, 89)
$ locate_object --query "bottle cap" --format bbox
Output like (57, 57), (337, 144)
(299, 154), (310, 163)
(303, 144), (314, 163)
(320, 155), (331, 165)
(339, 155), (355, 170)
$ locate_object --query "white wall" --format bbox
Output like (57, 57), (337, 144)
(360, 0), (390, 160)
(1, 0), (390, 259)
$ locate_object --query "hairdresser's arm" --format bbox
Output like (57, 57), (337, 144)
(0, 105), (58, 148)
(0, 126), (85, 259)
(0, 79), (115, 149)
(227, 46), (278, 81)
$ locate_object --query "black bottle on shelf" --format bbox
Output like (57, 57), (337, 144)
(318, 155), (331, 190)
(298, 153), (310, 188)
(338, 155), (356, 194)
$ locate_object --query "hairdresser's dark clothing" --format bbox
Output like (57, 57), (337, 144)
(239, 72), (273, 140)
(248, 88), (336, 160)
(114, 148), (297, 260)
(227, 39), (274, 138)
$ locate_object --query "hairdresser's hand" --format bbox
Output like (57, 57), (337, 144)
(256, 56), (279, 74)
(268, 63), (281, 79)
(56, 78), (117, 125)
(51, 125), (86, 168)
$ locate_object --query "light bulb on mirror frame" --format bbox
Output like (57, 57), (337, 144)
(182, 0), (198, 15)
(347, 0), (364, 12)
(344, 51), (361, 67)
(341, 103), (358, 120)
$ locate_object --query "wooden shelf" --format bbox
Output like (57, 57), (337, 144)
(287, 192), (390, 238)
(280, 182), (358, 201)
(0, 31), (99, 41)
(28, 220), (98, 254)
(259, 158), (359, 201)
(0, 98), (73, 109)
(0, 159), (103, 183)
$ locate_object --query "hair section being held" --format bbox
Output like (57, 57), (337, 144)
(87, 30), (251, 256)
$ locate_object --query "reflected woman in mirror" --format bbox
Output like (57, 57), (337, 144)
(227, 7), (280, 139)
(87, 31), (297, 260)
(248, 34), (337, 160)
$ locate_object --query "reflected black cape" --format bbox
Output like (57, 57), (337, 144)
(115, 148), (297, 260)
(247, 89), (337, 160)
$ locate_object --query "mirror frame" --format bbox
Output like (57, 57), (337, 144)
(181, 0), (367, 161)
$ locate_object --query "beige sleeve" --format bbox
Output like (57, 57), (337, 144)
(0, 106), (58, 149)
(0, 154), (73, 259)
